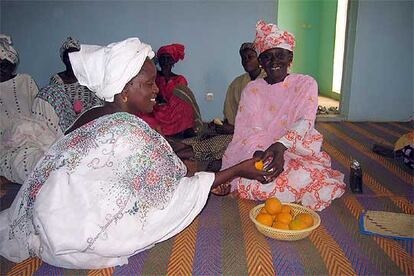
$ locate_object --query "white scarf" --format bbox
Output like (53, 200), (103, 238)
(69, 37), (154, 102)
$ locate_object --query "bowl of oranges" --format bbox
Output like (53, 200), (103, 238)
(249, 197), (320, 241)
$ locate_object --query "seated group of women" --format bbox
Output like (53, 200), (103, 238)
(0, 21), (346, 269)
(0, 36), (103, 184)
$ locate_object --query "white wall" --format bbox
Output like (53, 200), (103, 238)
(347, 0), (413, 121)
(0, 0), (276, 121)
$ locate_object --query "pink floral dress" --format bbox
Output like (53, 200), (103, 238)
(222, 74), (345, 211)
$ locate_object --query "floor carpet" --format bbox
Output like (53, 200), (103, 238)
(1, 121), (413, 275)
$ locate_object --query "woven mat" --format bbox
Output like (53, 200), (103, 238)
(1, 121), (413, 275)
(360, 211), (414, 240)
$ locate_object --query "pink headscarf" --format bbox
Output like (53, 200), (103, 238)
(254, 20), (295, 55)
(157, 43), (185, 63)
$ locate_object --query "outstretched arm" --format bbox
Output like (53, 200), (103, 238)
(211, 157), (271, 189)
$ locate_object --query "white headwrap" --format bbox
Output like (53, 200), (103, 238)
(0, 34), (19, 64)
(69, 38), (155, 102)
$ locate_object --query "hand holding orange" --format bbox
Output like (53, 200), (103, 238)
(254, 160), (264, 171)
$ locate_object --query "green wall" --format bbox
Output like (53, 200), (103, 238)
(278, 0), (339, 100)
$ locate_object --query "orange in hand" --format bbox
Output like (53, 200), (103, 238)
(255, 160), (264, 171)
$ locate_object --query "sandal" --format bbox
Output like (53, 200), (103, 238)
(211, 182), (231, 196)
(317, 105), (328, 115)
(372, 144), (395, 158)
(328, 106), (339, 114)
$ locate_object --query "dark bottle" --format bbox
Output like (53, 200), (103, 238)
(350, 160), (363, 193)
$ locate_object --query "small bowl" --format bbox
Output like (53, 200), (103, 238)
(249, 203), (321, 241)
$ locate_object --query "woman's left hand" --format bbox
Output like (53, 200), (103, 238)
(261, 142), (287, 182)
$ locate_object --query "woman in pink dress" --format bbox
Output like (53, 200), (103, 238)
(221, 20), (345, 211)
(139, 44), (195, 137)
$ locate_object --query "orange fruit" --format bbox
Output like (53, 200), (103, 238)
(289, 219), (308, 230)
(256, 213), (273, 226)
(264, 197), (282, 215)
(296, 213), (314, 227)
(281, 205), (293, 215)
(259, 207), (268, 214)
(255, 160), (264, 171)
(276, 212), (293, 224)
(272, 221), (290, 230)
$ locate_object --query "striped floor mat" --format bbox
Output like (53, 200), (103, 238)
(1, 121), (413, 275)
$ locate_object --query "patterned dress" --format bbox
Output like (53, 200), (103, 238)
(0, 113), (215, 269)
(223, 69), (266, 125)
(222, 74), (345, 211)
(49, 74), (103, 114)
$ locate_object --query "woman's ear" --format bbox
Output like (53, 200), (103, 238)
(258, 57), (265, 69)
(288, 52), (294, 64)
(118, 89), (129, 103)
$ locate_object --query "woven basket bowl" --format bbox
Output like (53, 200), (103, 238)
(249, 203), (321, 241)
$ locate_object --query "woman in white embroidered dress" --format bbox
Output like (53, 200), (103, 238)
(221, 21), (346, 211)
(0, 34), (43, 184)
(0, 38), (270, 269)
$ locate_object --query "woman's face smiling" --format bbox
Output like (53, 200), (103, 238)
(259, 47), (293, 84)
(125, 59), (159, 114)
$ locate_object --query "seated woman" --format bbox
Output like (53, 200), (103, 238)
(0, 38), (96, 185)
(221, 21), (346, 211)
(48, 36), (103, 115)
(0, 34), (42, 184)
(0, 38), (270, 269)
(138, 43), (195, 138)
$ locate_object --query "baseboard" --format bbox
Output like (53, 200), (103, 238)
(316, 114), (345, 122)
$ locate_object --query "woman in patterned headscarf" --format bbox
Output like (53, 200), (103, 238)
(49, 36), (82, 85)
(40, 37), (103, 127)
(138, 43), (196, 138)
(0, 34), (41, 184)
(0, 37), (270, 269)
(221, 21), (346, 211)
